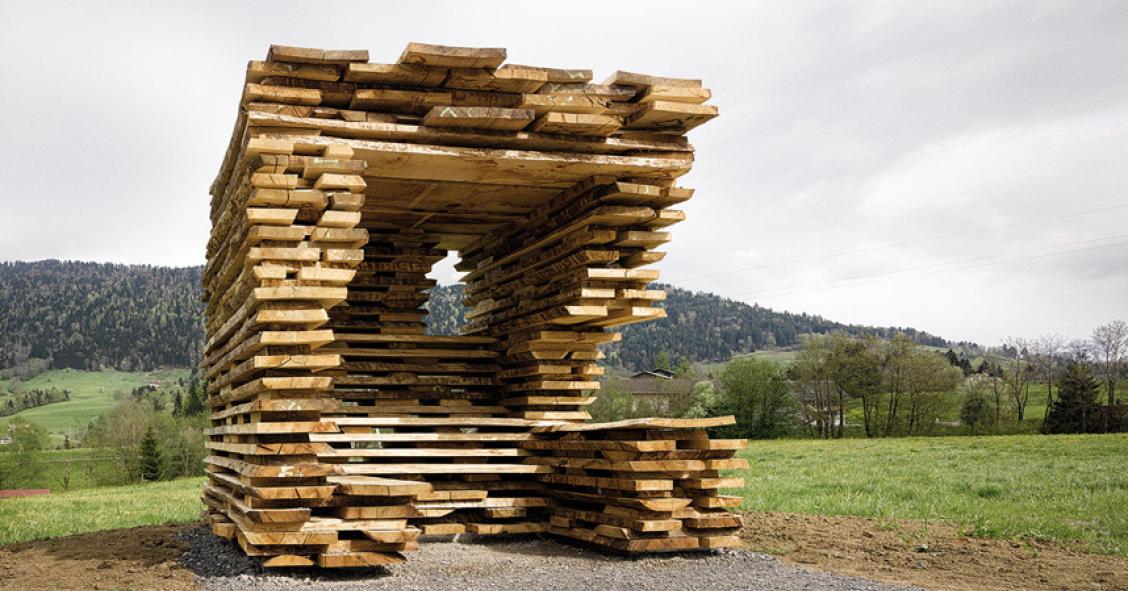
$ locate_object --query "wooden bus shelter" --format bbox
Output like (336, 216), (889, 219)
(203, 42), (747, 568)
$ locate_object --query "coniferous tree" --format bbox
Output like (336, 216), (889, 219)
(183, 380), (206, 416)
(960, 389), (989, 434)
(1044, 361), (1102, 434)
(138, 427), (162, 481)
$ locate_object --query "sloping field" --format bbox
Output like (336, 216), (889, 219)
(0, 368), (189, 436)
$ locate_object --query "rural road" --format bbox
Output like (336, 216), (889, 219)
(179, 525), (920, 591)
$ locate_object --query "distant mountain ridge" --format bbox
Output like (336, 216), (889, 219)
(0, 260), (202, 370)
(424, 283), (952, 369)
(0, 261), (951, 372)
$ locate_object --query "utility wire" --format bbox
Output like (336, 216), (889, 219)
(730, 234), (1128, 300)
(666, 202), (1128, 285)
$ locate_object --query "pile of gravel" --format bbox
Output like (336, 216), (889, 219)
(177, 524), (919, 591)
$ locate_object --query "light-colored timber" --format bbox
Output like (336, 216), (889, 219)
(204, 41), (741, 569)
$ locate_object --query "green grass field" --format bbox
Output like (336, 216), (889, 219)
(3, 434), (1124, 557)
(733, 434), (1128, 555)
(0, 476), (203, 545)
(0, 368), (189, 440)
(11, 448), (122, 491)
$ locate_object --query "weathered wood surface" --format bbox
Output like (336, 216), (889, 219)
(204, 41), (738, 569)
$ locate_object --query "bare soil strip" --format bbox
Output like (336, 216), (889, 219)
(2, 515), (1126, 590)
(0, 524), (196, 590)
(739, 512), (1128, 591)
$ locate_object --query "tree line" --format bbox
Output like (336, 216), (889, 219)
(423, 283), (954, 369)
(602, 320), (1127, 440)
(82, 371), (209, 483)
(0, 262), (959, 375)
(1, 387), (70, 417)
(613, 285), (952, 370)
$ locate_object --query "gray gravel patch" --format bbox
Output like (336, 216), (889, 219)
(177, 524), (921, 591)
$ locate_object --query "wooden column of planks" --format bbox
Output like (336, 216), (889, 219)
(204, 42), (745, 568)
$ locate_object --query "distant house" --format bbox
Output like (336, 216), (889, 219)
(605, 368), (699, 413)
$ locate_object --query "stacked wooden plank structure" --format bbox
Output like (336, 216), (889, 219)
(203, 42), (746, 568)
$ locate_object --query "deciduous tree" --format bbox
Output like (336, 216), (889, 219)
(0, 418), (48, 488)
(1091, 320), (1127, 432)
(717, 357), (797, 439)
(793, 336), (838, 438)
(879, 334), (916, 436)
(1002, 337), (1035, 423)
(826, 334), (882, 437)
(1032, 334), (1065, 423)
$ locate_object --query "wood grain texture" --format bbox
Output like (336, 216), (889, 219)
(205, 41), (739, 569)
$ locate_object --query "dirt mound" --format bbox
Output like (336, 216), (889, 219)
(0, 524), (196, 590)
(740, 512), (1128, 591)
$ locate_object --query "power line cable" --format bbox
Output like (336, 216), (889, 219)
(730, 235), (1128, 300)
(666, 202), (1128, 285)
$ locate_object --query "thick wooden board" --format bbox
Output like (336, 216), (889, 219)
(398, 42), (506, 68)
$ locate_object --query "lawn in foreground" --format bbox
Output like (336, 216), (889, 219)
(0, 476), (203, 545)
(733, 433), (1128, 554)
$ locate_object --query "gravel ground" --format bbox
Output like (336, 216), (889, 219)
(178, 525), (920, 591)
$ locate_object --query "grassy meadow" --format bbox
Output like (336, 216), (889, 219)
(12, 448), (122, 491)
(0, 476), (204, 545)
(0, 368), (190, 440)
(732, 433), (1128, 555)
(3, 434), (1125, 557)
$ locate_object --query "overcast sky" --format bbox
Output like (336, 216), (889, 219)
(1, 1), (1125, 345)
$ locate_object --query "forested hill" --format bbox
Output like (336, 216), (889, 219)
(0, 261), (949, 372)
(423, 284), (950, 369)
(0, 261), (202, 370)
(606, 285), (948, 368)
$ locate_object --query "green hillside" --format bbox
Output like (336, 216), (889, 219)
(0, 261), (202, 370)
(426, 283), (957, 370)
(1, 261), (958, 377)
(0, 368), (189, 439)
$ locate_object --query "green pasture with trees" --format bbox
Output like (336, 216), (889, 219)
(0, 370), (208, 492)
(598, 319), (1127, 441)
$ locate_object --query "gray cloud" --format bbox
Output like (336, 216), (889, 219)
(1, 0), (1125, 344)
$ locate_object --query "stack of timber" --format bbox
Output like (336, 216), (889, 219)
(529, 418), (748, 552)
(204, 42), (743, 568)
